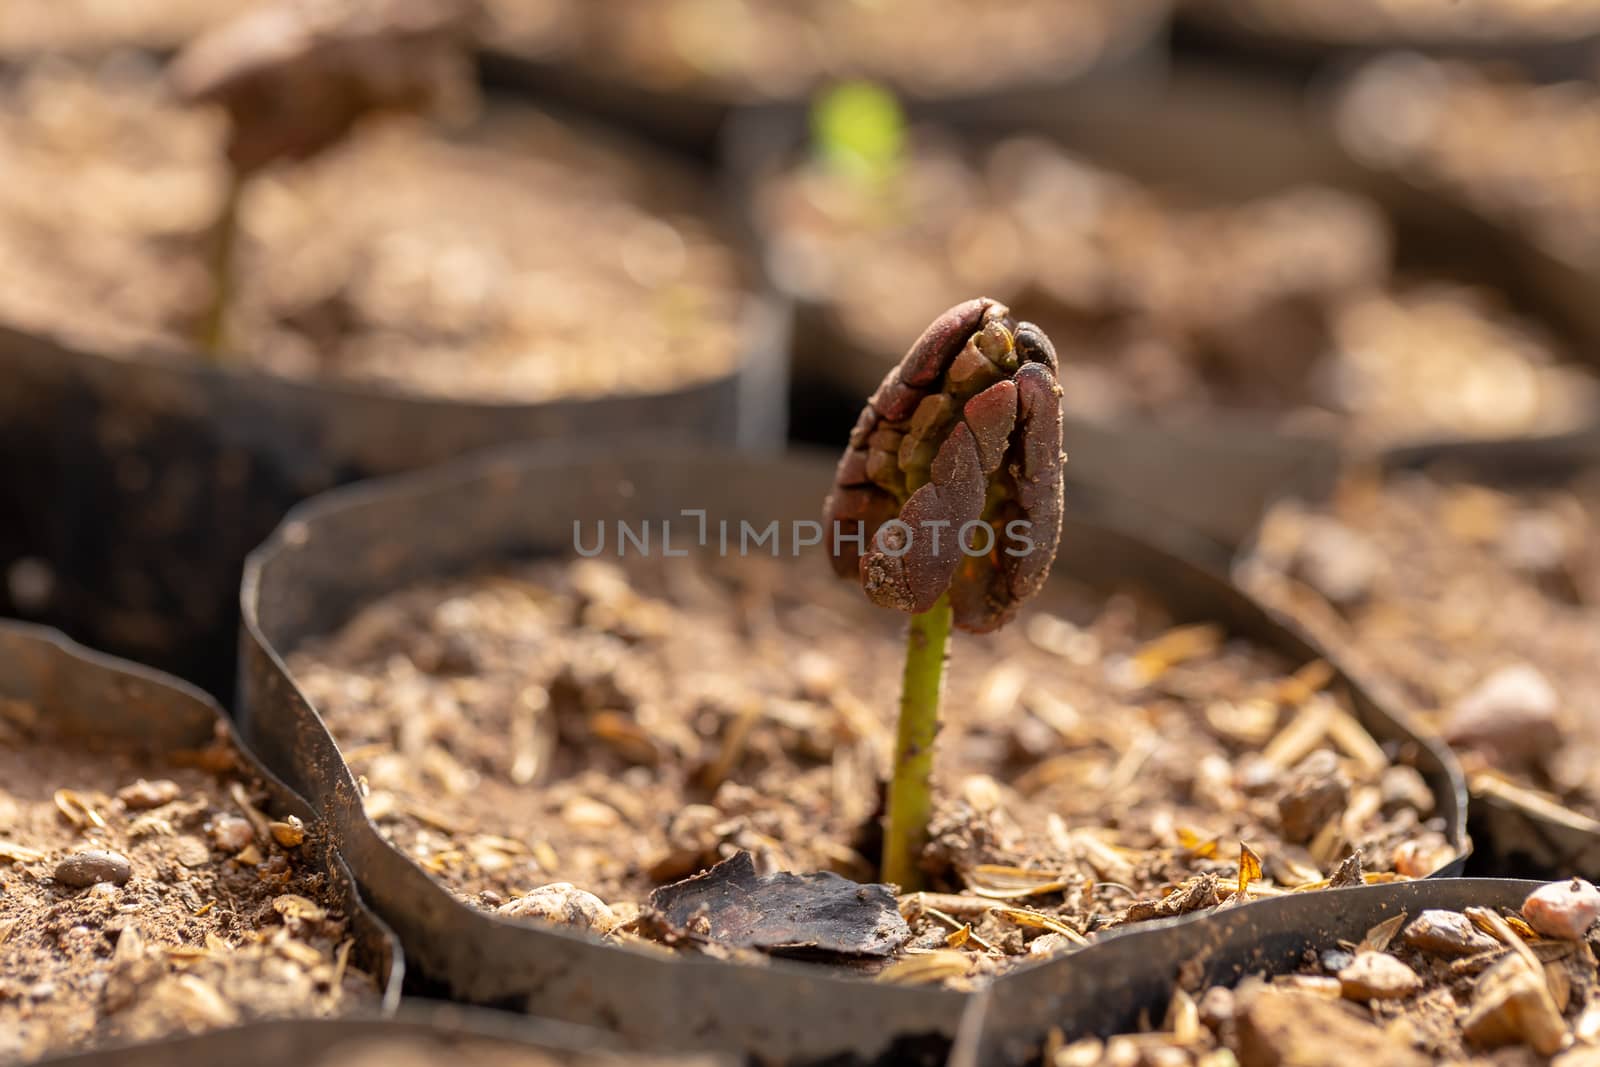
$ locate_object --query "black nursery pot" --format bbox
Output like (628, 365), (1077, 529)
(733, 59), (1600, 553)
(35, 1001), (732, 1067)
(236, 445), (1468, 1065)
(480, 2), (1171, 163)
(0, 290), (787, 701)
(1246, 428), (1600, 884)
(730, 60), (1374, 553)
(1325, 98), (1600, 359)
(1173, 3), (1600, 84)
(0, 619), (404, 1052)
(957, 877), (1547, 1067)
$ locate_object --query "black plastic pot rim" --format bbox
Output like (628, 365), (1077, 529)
(0, 284), (783, 416)
(953, 876), (1557, 1067)
(0, 617), (406, 1010)
(236, 444), (1472, 1043)
(238, 446), (953, 980)
(1175, 3), (1600, 73)
(29, 1000), (701, 1067)
(484, 0), (1172, 114)
(1235, 431), (1600, 884)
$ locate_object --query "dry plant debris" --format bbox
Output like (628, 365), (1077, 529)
(1045, 878), (1600, 1066)
(288, 551), (1454, 983)
(483, 0), (1165, 102)
(0, 708), (379, 1063)
(760, 131), (1597, 446)
(0, 57), (744, 402)
(1340, 55), (1600, 272)
(1240, 469), (1600, 822)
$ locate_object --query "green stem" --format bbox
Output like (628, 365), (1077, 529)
(196, 168), (245, 361)
(882, 591), (952, 892)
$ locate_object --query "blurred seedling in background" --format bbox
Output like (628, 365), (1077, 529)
(824, 297), (1065, 891)
(169, 0), (480, 359)
(811, 79), (907, 187)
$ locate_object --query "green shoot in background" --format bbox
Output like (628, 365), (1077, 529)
(810, 80), (906, 184)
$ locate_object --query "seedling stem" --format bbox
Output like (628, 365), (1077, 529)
(883, 591), (952, 891)
(197, 168), (245, 360)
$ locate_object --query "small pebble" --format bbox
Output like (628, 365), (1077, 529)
(1027, 932), (1075, 958)
(1464, 955), (1567, 1055)
(1392, 836), (1455, 878)
(1403, 909), (1499, 956)
(1197, 985), (1236, 1028)
(561, 797), (620, 831)
(1320, 948), (1355, 973)
(54, 850), (133, 888)
(1292, 517), (1382, 605)
(116, 779), (181, 810)
(1277, 750), (1350, 845)
(497, 882), (616, 934)
(1443, 664), (1562, 770)
(1523, 878), (1600, 941)
(268, 816), (306, 848)
(1338, 951), (1421, 1000)
(208, 814), (255, 853)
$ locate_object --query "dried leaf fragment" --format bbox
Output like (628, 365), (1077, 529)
(648, 851), (910, 958)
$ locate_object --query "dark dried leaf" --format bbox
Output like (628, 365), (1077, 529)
(647, 851), (911, 958)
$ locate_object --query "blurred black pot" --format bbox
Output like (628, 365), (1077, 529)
(481, 1), (1172, 162)
(0, 287), (787, 701)
(1174, 2), (1600, 85)
(235, 445), (1467, 1064)
(1239, 429), (1600, 884)
(731, 60), (1600, 551)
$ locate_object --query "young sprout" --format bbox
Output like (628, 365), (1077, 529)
(824, 298), (1065, 891)
(810, 80), (907, 186)
(169, 0), (479, 359)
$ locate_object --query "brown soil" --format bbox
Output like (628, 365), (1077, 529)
(0, 705), (381, 1064)
(287, 549), (1455, 984)
(759, 131), (1598, 446)
(1239, 468), (1600, 823)
(0, 57), (746, 402)
(484, 0), (1165, 102)
(0, 0), (239, 56)
(1339, 55), (1600, 273)
(1053, 884), (1600, 1066)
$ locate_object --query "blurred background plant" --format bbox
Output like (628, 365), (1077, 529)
(5, 0), (1600, 689)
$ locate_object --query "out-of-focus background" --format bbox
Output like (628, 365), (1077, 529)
(5, 0), (1600, 692)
